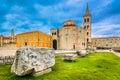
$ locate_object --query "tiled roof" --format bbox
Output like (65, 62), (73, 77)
(16, 30), (50, 36)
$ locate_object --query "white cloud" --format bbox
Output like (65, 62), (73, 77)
(34, 0), (86, 23)
(91, 0), (113, 17)
(2, 9), (54, 36)
(92, 24), (120, 37)
(11, 5), (24, 12)
(102, 0), (113, 6)
(5, 14), (18, 21)
(92, 15), (120, 37)
(66, 0), (84, 6)
(0, 0), (118, 37)
(28, 22), (52, 34)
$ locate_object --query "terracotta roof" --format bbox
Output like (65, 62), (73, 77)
(16, 30), (50, 36)
(0, 35), (3, 37)
(0, 36), (4, 40)
(3, 36), (12, 39)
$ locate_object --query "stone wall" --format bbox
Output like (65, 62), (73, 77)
(51, 25), (91, 50)
(0, 56), (14, 64)
(0, 43), (16, 50)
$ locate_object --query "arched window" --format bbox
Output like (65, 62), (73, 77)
(87, 32), (89, 36)
(52, 32), (56, 35)
(87, 25), (89, 29)
(87, 38), (89, 42)
(55, 32), (56, 35)
(52, 33), (54, 35)
(84, 19), (86, 23)
(34, 35), (36, 40)
(87, 18), (89, 22)
(82, 42), (84, 45)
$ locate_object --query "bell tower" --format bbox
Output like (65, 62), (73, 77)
(83, 4), (92, 48)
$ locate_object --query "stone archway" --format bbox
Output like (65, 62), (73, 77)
(53, 40), (57, 50)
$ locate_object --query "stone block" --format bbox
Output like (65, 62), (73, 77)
(63, 54), (77, 61)
(11, 46), (55, 76)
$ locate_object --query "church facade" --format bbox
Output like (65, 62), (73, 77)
(50, 5), (92, 50)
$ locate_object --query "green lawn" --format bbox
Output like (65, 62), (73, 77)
(0, 52), (120, 80)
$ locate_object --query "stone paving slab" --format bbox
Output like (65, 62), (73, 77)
(0, 50), (16, 56)
(111, 51), (120, 57)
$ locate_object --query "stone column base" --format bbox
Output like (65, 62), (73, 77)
(32, 68), (52, 76)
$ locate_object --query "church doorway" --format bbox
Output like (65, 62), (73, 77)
(73, 44), (75, 49)
(53, 40), (57, 50)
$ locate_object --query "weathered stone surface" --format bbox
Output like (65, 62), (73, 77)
(32, 68), (51, 76)
(63, 54), (78, 61)
(11, 46), (55, 76)
(55, 50), (77, 56)
(77, 50), (88, 57)
(0, 56), (14, 64)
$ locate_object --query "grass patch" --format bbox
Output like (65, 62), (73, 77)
(0, 52), (120, 80)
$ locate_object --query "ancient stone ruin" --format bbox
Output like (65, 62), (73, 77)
(0, 56), (14, 64)
(63, 54), (78, 61)
(11, 46), (55, 76)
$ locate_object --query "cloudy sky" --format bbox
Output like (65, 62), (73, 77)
(0, 0), (120, 37)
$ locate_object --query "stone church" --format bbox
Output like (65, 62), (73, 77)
(51, 5), (92, 50)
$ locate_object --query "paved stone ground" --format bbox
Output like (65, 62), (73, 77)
(96, 50), (110, 52)
(0, 49), (120, 57)
(96, 50), (120, 57)
(111, 51), (120, 57)
(0, 49), (16, 57)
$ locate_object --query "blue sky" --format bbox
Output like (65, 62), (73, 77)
(0, 0), (120, 37)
